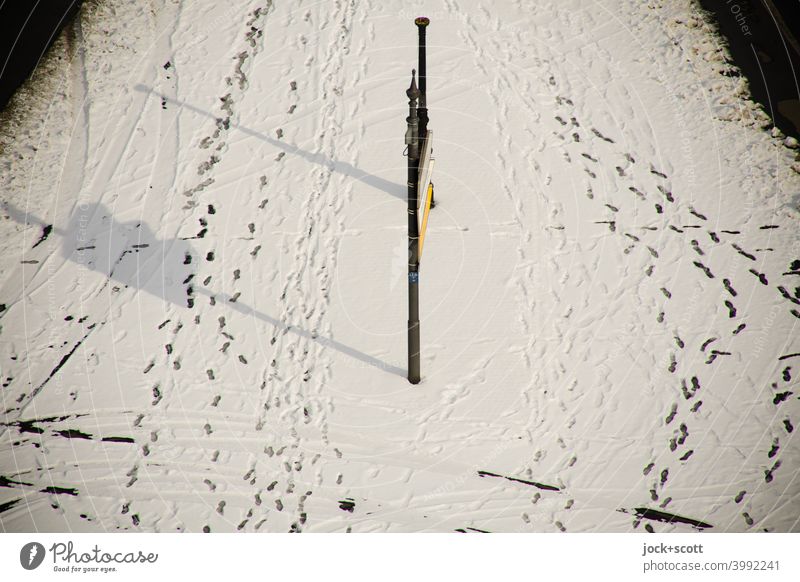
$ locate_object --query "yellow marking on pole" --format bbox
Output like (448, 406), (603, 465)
(418, 131), (433, 208)
(418, 182), (433, 260)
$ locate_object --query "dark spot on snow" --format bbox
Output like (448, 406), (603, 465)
(773, 391), (792, 405)
(56, 429), (92, 440)
(732, 243), (755, 261)
(41, 486), (78, 496)
(102, 436), (135, 444)
(591, 128), (614, 142)
(693, 261), (714, 278)
(657, 185), (674, 202)
(0, 498), (22, 514)
(749, 268), (768, 285)
(778, 286), (800, 305)
(688, 207), (707, 220)
(630, 507), (712, 529)
(768, 439), (779, 458)
(0, 475), (33, 488)
(477, 470), (560, 491)
(764, 460), (781, 483)
(31, 224), (53, 249)
(13, 419), (45, 434)
(629, 186), (646, 200)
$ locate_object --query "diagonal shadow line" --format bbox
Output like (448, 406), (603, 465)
(194, 287), (405, 377)
(132, 84), (407, 200)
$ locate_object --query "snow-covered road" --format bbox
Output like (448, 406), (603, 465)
(1, 0), (798, 532)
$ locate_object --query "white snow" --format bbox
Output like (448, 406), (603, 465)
(0, 0), (798, 533)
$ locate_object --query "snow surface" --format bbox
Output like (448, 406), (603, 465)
(1, 0), (799, 533)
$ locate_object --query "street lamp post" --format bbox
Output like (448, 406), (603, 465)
(405, 70), (421, 385)
(415, 17), (433, 208)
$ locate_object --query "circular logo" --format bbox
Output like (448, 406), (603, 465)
(19, 542), (46, 570)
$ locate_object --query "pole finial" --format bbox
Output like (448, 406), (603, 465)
(415, 16), (430, 27)
(407, 70), (419, 99)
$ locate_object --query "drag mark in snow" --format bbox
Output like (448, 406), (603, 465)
(629, 507), (713, 530)
(40, 486), (79, 496)
(1, 325), (100, 421)
(477, 470), (561, 491)
(454, 526), (490, 533)
(0, 475), (33, 487)
(0, 499), (22, 515)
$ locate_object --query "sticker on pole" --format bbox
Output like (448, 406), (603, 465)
(418, 182), (433, 261)
(418, 131), (434, 209)
(409, 271), (419, 283)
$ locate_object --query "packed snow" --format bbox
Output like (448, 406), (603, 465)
(1, 0), (798, 533)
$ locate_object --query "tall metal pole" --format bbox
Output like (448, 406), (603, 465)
(406, 70), (421, 384)
(415, 17), (429, 138)
(415, 17), (433, 209)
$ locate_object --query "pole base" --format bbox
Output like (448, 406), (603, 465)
(408, 318), (420, 384)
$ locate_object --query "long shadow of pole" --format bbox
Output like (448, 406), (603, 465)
(133, 84), (407, 201)
(3, 201), (405, 377)
(193, 287), (405, 376)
